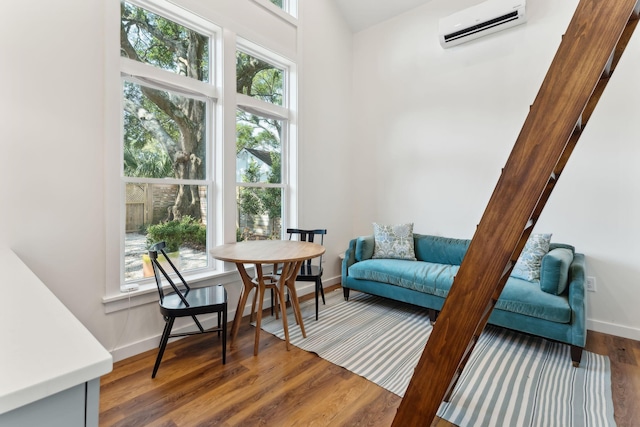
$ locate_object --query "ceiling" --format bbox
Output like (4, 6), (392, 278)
(334, 0), (434, 33)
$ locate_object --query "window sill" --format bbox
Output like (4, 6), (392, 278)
(102, 268), (242, 313)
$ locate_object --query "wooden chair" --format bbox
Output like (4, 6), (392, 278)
(250, 228), (327, 324)
(286, 228), (327, 320)
(149, 241), (227, 378)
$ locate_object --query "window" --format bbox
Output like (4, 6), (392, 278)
(236, 111), (284, 240)
(271, 0), (297, 17)
(236, 48), (289, 241)
(120, 1), (215, 282)
(236, 51), (284, 106)
(253, 0), (298, 20)
(120, 2), (209, 81)
(109, 1), (297, 296)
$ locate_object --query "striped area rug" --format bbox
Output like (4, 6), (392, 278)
(260, 290), (616, 427)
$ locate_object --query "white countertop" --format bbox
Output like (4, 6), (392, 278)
(0, 248), (113, 415)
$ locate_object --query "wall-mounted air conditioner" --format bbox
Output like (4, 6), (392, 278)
(439, 0), (527, 48)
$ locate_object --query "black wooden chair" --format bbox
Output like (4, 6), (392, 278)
(286, 228), (327, 320)
(149, 241), (227, 378)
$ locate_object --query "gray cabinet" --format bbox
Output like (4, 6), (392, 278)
(0, 379), (100, 427)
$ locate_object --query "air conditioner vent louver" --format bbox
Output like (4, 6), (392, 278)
(444, 11), (519, 43)
(439, 0), (527, 48)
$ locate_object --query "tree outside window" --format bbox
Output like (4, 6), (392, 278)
(117, 2), (294, 283)
(121, 2), (210, 280)
(236, 113), (283, 240)
(236, 51), (285, 240)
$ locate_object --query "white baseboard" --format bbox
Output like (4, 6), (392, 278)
(110, 277), (340, 363)
(587, 318), (640, 342)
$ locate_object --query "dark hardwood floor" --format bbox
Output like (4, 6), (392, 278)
(584, 329), (640, 426)
(100, 290), (640, 426)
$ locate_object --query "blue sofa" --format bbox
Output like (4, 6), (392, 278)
(342, 234), (587, 366)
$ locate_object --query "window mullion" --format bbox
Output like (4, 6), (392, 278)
(121, 58), (218, 100)
(237, 182), (285, 188)
(123, 176), (209, 186)
(237, 94), (289, 120)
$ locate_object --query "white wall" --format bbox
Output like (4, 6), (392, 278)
(0, 0), (107, 338)
(2, 0), (636, 367)
(0, 0), (354, 361)
(351, 0), (640, 340)
(298, 0), (355, 273)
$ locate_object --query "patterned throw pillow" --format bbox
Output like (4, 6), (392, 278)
(372, 223), (417, 260)
(511, 233), (552, 282)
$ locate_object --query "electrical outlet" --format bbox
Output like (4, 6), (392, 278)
(120, 283), (139, 293)
(586, 276), (597, 292)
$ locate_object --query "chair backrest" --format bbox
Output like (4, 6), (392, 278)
(149, 241), (191, 306)
(287, 228), (327, 269)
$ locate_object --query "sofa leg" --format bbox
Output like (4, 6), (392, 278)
(343, 287), (350, 301)
(571, 345), (583, 367)
(428, 309), (438, 325)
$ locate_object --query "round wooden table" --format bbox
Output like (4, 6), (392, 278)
(210, 240), (325, 355)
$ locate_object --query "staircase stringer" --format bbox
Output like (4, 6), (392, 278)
(391, 1), (639, 426)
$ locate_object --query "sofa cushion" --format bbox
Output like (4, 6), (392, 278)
(348, 259), (459, 294)
(355, 235), (375, 261)
(498, 277), (571, 323)
(372, 223), (416, 260)
(511, 233), (552, 281)
(435, 275), (571, 323)
(414, 234), (470, 265)
(540, 248), (573, 295)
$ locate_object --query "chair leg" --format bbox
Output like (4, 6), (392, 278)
(315, 279), (320, 321)
(343, 287), (350, 301)
(318, 278), (326, 304)
(158, 317), (170, 348)
(152, 317), (175, 378)
(314, 278), (325, 321)
(217, 311), (221, 337)
(270, 288), (274, 317)
(272, 287), (280, 320)
(222, 306), (227, 364)
(250, 286), (258, 323)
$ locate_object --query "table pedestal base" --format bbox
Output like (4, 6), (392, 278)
(231, 260), (307, 355)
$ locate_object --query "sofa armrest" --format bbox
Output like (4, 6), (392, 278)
(342, 238), (358, 283)
(342, 235), (375, 284)
(568, 253), (587, 347)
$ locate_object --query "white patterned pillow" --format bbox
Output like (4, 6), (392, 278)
(511, 233), (552, 282)
(372, 223), (416, 260)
